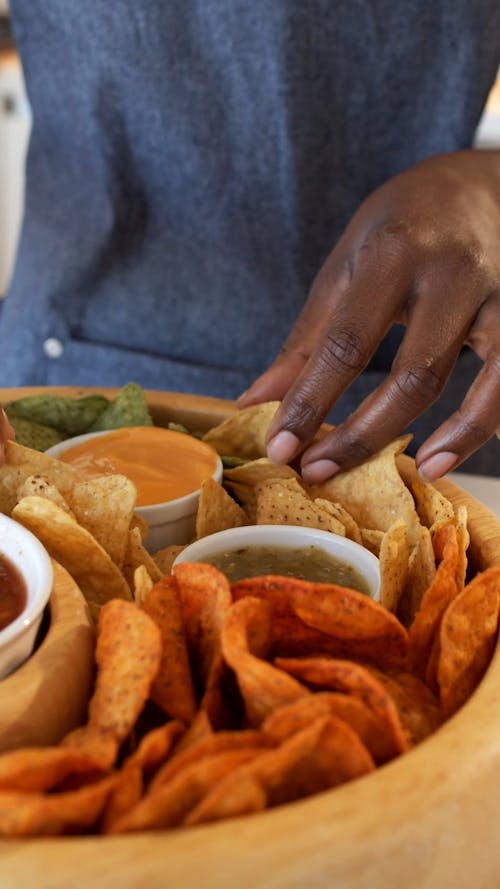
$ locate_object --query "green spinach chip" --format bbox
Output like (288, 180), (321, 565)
(89, 382), (153, 431)
(5, 394), (109, 436)
(6, 415), (65, 451)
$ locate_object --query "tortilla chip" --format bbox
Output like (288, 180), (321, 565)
(150, 729), (271, 793)
(5, 393), (109, 436)
(69, 474), (137, 568)
(367, 668), (442, 744)
(17, 473), (74, 514)
(314, 499), (362, 543)
(0, 441), (79, 515)
(186, 716), (375, 826)
(255, 477), (346, 535)
(195, 477), (248, 539)
(122, 525), (163, 591)
(203, 402), (280, 459)
(0, 775), (117, 837)
(101, 721), (185, 832)
(454, 504), (469, 590)
(306, 436), (420, 546)
(111, 749), (258, 833)
(437, 565), (500, 716)
(359, 528), (384, 556)
(398, 524), (436, 627)
(223, 458), (299, 519)
(221, 597), (309, 726)
(408, 522), (459, 677)
(275, 656), (410, 755)
(88, 600), (162, 744)
(132, 564), (154, 606)
(12, 495), (132, 619)
(89, 382), (153, 431)
(378, 519), (409, 613)
(0, 746), (108, 793)
(261, 691), (398, 763)
(152, 544), (184, 575)
(141, 576), (197, 724)
(411, 477), (455, 530)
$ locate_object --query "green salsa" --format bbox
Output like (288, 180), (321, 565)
(204, 544), (370, 594)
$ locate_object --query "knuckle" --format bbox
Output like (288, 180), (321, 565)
(391, 363), (443, 409)
(319, 327), (368, 376)
(282, 389), (325, 434)
(359, 220), (416, 263)
(455, 410), (490, 446)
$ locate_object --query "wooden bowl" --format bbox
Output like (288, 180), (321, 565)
(0, 560), (94, 753)
(3, 388), (500, 889)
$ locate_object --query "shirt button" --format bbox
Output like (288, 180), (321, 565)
(43, 337), (64, 359)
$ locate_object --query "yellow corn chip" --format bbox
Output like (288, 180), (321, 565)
(12, 495), (131, 619)
(307, 436), (420, 546)
(203, 402), (280, 459)
(411, 477), (455, 530)
(196, 478), (248, 539)
(378, 519), (409, 613)
(255, 477), (347, 535)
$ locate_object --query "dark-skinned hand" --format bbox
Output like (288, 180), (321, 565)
(239, 150), (500, 482)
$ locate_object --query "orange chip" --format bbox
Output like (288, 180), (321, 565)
(221, 597), (309, 726)
(231, 576), (409, 668)
(88, 599), (162, 744)
(261, 692), (398, 764)
(101, 721), (184, 832)
(0, 745), (108, 793)
(142, 576), (197, 725)
(174, 562), (233, 725)
(111, 749), (258, 833)
(172, 710), (214, 755)
(408, 522), (459, 677)
(61, 725), (119, 772)
(437, 565), (500, 717)
(150, 729), (271, 793)
(101, 760), (143, 834)
(0, 775), (117, 838)
(367, 668), (442, 744)
(275, 656), (410, 755)
(186, 716), (375, 826)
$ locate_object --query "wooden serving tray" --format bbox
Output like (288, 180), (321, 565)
(2, 388), (500, 889)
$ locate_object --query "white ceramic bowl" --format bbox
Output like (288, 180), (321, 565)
(173, 524), (381, 599)
(46, 429), (223, 552)
(0, 513), (54, 679)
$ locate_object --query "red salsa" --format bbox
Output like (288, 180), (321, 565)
(0, 554), (27, 631)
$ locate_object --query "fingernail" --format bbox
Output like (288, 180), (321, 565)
(301, 459), (341, 483)
(418, 451), (459, 481)
(267, 430), (301, 465)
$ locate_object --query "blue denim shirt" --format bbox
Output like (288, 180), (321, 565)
(3, 0), (500, 471)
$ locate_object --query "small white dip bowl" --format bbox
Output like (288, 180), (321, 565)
(46, 428), (223, 553)
(0, 513), (54, 679)
(172, 524), (381, 599)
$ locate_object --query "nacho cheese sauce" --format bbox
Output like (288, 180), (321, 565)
(205, 544), (370, 594)
(58, 426), (219, 506)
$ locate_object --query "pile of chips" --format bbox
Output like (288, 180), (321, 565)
(0, 400), (499, 837)
(4, 383), (153, 451)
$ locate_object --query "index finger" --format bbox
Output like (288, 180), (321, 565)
(264, 240), (411, 465)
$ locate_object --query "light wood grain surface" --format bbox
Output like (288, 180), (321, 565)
(2, 389), (500, 889)
(0, 561), (94, 752)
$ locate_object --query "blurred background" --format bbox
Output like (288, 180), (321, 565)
(0, 2), (499, 300)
